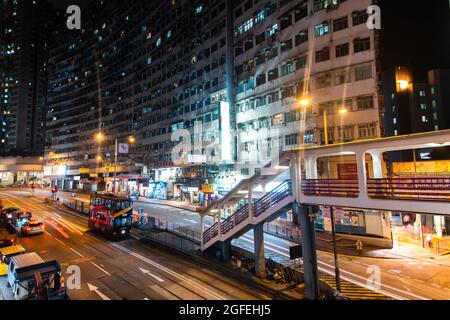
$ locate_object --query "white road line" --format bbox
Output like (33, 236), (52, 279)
(236, 235), (429, 300)
(139, 268), (165, 283)
(69, 247), (84, 258)
(53, 237), (67, 247)
(110, 242), (226, 300)
(91, 262), (112, 276)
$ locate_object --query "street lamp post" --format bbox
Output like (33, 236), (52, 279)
(95, 134), (136, 195)
(113, 139), (118, 195)
(297, 97), (348, 293)
(329, 206), (341, 292)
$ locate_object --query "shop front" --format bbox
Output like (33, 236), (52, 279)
(315, 206), (392, 239)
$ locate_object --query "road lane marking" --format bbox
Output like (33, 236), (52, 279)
(47, 221), (70, 239)
(91, 262), (112, 276)
(110, 242), (225, 300)
(87, 283), (111, 300)
(236, 235), (429, 300)
(44, 231), (67, 247)
(139, 267), (165, 283)
(69, 247), (84, 258)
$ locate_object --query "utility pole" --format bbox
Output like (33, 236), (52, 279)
(329, 206), (341, 292)
(113, 139), (118, 195)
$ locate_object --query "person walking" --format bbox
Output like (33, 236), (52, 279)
(426, 233), (433, 248)
(356, 239), (364, 256)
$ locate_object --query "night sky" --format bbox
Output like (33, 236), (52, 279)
(48, 0), (93, 9)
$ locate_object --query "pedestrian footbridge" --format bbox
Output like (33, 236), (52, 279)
(200, 129), (450, 298)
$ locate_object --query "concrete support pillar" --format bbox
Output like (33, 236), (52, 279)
(248, 185), (253, 218)
(290, 154), (300, 199)
(296, 202), (320, 300)
(220, 239), (232, 262)
(369, 151), (384, 179)
(217, 208), (222, 237)
(305, 156), (318, 179)
(253, 222), (265, 278)
(200, 214), (206, 234)
(356, 151), (369, 200)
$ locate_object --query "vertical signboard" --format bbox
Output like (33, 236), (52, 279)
(220, 101), (232, 162)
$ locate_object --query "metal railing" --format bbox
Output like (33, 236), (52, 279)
(368, 178), (450, 201)
(253, 180), (292, 218)
(203, 222), (219, 244)
(301, 179), (359, 197)
(63, 198), (90, 217)
(203, 180), (293, 245)
(137, 216), (201, 254)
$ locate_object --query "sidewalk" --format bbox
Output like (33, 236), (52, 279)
(134, 198), (199, 212)
(39, 191), (450, 262)
(265, 220), (450, 260)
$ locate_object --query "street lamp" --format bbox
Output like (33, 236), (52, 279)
(112, 136), (137, 195)
(95, 132), (105, 142)
(296, 97), (349, 293)
(296, 98), (348, 146)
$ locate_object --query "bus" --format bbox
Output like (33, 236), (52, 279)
(88, 193), (133, 239)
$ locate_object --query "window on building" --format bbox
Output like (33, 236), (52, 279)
(333, 16), (348, 31)
(335, 70), (350, 85)
(358, 123), (377, 138)
(281, 86), (295, 99)
(280, 13), (293, 30)
(354, 65), (372, 81)
(315, 47), (330, 63)
(254, 9), (265, 24)
(352, 10), (369, 26)
(281, 39), (293, 53)
(304, 131), (314, 143)
(295, 30), (308, 46)
(314, 0), (328, 11)
(335, 43), (349, 57)
(316, 73), (332, 89)
(419, 90), (426, 97)
(256, 74), (266, 86)
(268, 68), (279, 81)
(296, 55), (307, 69)
(315, 22), (329, 37)
(353, 37), (371, 53)
(422, 115), (428, 123)
(336, 98), (354, 111)
(338, 126), (354, 141)
(244, 39), (254, 51)
(267, 24), (279, 37)
(318, 102), (333, 115)
(285, 111), (297, 123)
(272, 113), (284, 125)
(294, 5), (308, 21)
(281, 63), (295, 76)
(255, 31), (266, 44)
(420, 103), (427, 110)
(356, 95), (374, 110)
(285, 134), (298, 146)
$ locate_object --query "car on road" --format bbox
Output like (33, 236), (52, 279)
(0, 207), (20, 225)
(21, 221), (44, 236)
(0, 245), (25, 276)
(0, 228), (16, 248)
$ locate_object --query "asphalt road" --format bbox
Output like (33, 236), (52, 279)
(0, 190), (276, 300)
(4, 189), (450, 300)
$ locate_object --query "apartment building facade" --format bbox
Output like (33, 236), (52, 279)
(45, 0), (235, 194)
(0, 0), (57, 156)
(233, 0), (383, 175)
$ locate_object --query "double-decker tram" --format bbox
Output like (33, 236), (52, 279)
(88, 193), (133, 239)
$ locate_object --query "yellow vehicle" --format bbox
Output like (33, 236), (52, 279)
(0, 245), (26, 276)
